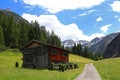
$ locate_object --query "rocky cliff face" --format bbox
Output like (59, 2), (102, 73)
(103, 33), (120, 59)
(89, 32), (119, 55)
(61, 39), (76, 48)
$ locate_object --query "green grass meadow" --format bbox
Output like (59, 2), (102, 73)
(0, 49), (94, 80)
(0, 49), (120, 80)
(94, 58), (120, 80)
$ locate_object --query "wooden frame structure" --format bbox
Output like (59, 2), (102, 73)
(20, 40), (69, 68)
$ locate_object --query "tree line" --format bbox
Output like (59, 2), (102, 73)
(71, 44), (103, 60)
(0, 11), (61, 50)
(0, 10), (102, 60)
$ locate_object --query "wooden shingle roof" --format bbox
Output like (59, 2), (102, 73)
(20, 39), (70, 53)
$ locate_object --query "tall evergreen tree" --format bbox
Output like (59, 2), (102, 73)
(83, 47), (90, 57)
(18, 20), (29, 47)
(72, 44), (83, 55)
(47, 31), (61, 47)
(32, 21), (41, 40)
(0, 25), (5, 48)
(39, 25), (47, 43)
(3, 16), (11, 47)
(9, 16), (19, 48)
(72, 44), (77, 55)
(28, 24), (34, 41)
(76, 44), (83, 55)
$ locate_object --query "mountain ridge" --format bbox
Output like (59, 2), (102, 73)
(0, 9), (28, 23)
(62, 32), (120, 58)
(103, 33), (120, 58)
(89, 32), (119, 55)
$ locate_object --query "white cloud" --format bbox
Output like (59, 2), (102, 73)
(24, 6), (35, 12)
(22, 13), (104, 41)
(100, 24), (112, 33)
(117, 30), (120, 32)
(24, 5), (33, 9)
(71, 16), (76, 19)
(118, 19), (120, 22)
(115, 15), (119, 18)
(22, 0), (105, 13)
(79, 9), (96, 16)
(14, 0), (18, 2)
(111, 1), (120, 13)
(114, 15), (120, 22)
(96, 16), (103, 22)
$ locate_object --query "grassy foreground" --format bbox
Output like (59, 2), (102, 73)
(94, 58), (120, 80)
(0, 49), (94, 80)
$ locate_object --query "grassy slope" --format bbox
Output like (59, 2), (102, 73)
(0, 50), (94, 80)
(94, 58), (120, 80)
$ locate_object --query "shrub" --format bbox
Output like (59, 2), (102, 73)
(74, 63), (78, 68)
(59, 64), (66, 72)
(15, 62), (19, 68)
(49, 62), (78, 72)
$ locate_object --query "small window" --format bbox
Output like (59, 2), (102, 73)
(51, 48), (58, 55)
(62, 52), (68, 57)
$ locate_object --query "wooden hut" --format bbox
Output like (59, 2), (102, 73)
(20, 40), (69, 68)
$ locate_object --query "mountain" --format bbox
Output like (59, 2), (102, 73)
(77, 40), (90, 48)
(89, 32), (119, 55)
(61, 39), (75, 48)
(62, 40), (89, 48)
(0, 8), (28, 23)
(103, 33), (120, 58)
(62, 37), (101, 49)
(77, 40), (89, 45)
(83, 37), (102, 48)
(90, 37), (102, 45)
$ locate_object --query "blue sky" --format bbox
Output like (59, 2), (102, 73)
(0, 0), (120, 41)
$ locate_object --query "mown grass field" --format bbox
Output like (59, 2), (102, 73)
(94, 58), (120, 80)
(0, 49), (94, 80)
(0, 49), (120, 80)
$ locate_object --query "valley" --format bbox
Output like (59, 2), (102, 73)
(0, 49), (120, 80)
(0, 7), (120, 80)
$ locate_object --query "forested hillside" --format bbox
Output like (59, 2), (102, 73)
(0, 9), (61, 49)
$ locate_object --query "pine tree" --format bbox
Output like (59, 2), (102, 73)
(39, 25), (47, 43)
(28, 24), (34, 41)
(3, 16), (11, 47)
(18, 20), (29, 47)
(72, 44), (77, 55)
(47, 31), (61, 47)
(0, 25), (5, 48)
(9, 16), (19, 48)
(76, 44), (83, 55)
(32, 21), (41, 40)
(83, 47), (90, 58)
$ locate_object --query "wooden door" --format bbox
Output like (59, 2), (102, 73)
(35, 45), (49, 68)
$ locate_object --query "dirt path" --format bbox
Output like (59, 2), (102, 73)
(75, 63), (101, 80)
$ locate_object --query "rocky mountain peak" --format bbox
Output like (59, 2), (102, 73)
(104, 33), (120, 58)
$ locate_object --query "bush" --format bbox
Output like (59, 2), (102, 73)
(74, 63), (78, 68)
(49, 63), (59, 70)
(49, 62), (78, 72)
(59, 64), (65, 72)
(92, 53), (103, 61)
(15, 62), (19, 68)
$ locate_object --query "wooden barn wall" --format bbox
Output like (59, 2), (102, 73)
(22, 48), (36, 68)
(49, 47), (69, 63)
(22, 41), (69, 68)
(34, 45), (49, 68)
